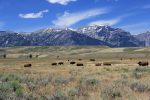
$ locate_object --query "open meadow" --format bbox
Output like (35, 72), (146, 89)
(1, 46), (150, 100)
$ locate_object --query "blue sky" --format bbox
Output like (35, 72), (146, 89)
(0, 0), (150, 34)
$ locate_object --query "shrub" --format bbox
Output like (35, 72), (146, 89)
(50, 90), (67, 100)
(132, 72), (142, 79)
(101, 84), (122, 100)
(0, 74), (22, 82)
(130, 82), (148, 92)
(79, 77), (99, 91)
(10, 81), (24, 96)
(52, 76), (69, 86)
(68, 88), (79, 97)
(0, 81), (24, 98)
(134, 67), (150, 73)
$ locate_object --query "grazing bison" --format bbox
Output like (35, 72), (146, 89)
(90, 59), (95, 61)
(76, 63), (84, 66)
(138, 61), (149, 66)
(24, 64), (32, 67)
(70, 62), (76, 65)
(52, 63), (57, 66)
(58, 62), (64, 65)
(78, 59), (82, 61)
(29, 54), (32, 59)
(103, 62), (111, 66)
(3, 54), (6, 59)
(95, 63), (102, 66)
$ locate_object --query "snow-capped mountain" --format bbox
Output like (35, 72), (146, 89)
(0, 25), (146, 47)
(78, 25), (144, 47)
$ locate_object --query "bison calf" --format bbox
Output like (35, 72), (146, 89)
(24, 64), (32, 67)
(138, 61), (149, 66)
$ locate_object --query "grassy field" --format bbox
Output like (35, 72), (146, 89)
(0, 46), (150, 100)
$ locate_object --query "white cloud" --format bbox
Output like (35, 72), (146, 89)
(89, 18), (121, 26)
(19, 9), (49, 19)
(46, 0), (77, 5)
(52, 8), (109, 27)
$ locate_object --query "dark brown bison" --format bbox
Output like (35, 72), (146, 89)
(3, 54), (6, 59)
(52, 63), (57, 66)
(58, 62), (64, 65)
(70, 62), (76, 65)
(138, 61), (149, 66)
(78, 59), (82, 61)
(90, 59), (95, 61)
(28, 54), (32, 59)
(76, 63), (84, 66)
(95, 63), (102, 66)
(103, 62), (111, 66)
(24, 64), (32, 67)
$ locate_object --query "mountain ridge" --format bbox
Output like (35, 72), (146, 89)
(0, 25), (147, 47)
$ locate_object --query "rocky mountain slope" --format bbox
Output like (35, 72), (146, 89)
(135, 31), (150, 46)
(0, 25), (146, 47)
(78, 25), (144, 47)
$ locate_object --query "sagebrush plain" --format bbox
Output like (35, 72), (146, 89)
(0, 46), (150, 100)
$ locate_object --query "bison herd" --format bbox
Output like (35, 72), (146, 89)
(23, 60), (149, 68)
(50, 59), (112, 67)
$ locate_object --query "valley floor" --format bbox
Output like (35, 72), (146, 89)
(0, 46), (150, 100)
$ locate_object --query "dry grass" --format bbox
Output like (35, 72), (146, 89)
(0, 46), (150, 100)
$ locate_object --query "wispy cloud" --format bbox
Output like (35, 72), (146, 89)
(19, 9), (49, 19)
(52, 8), (109, 27)
(120, 22), (150, 34)
(89, 18), (121, 26)
(88, 14), (132, 26)
(142, 4), (150, 9)
(0, 22), (5, 29)
(46, 0), (77, 5)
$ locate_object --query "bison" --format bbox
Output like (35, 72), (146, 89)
(76, 63), (84, 66)
(103, 62), (111, 66)
(90, 59), (95, 61)
(78, 59), (82, 61)
(24, 64), (32, 67)
(58, 62), (64, 65)
(138, 61), (149, 66)
(3, 54), (6, 59)
(95, 63), (102, 66)
(51, 63), (57, 66)
(70, 62), (76, 65)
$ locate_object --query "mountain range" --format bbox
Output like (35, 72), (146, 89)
(0, 25), (149, 47)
